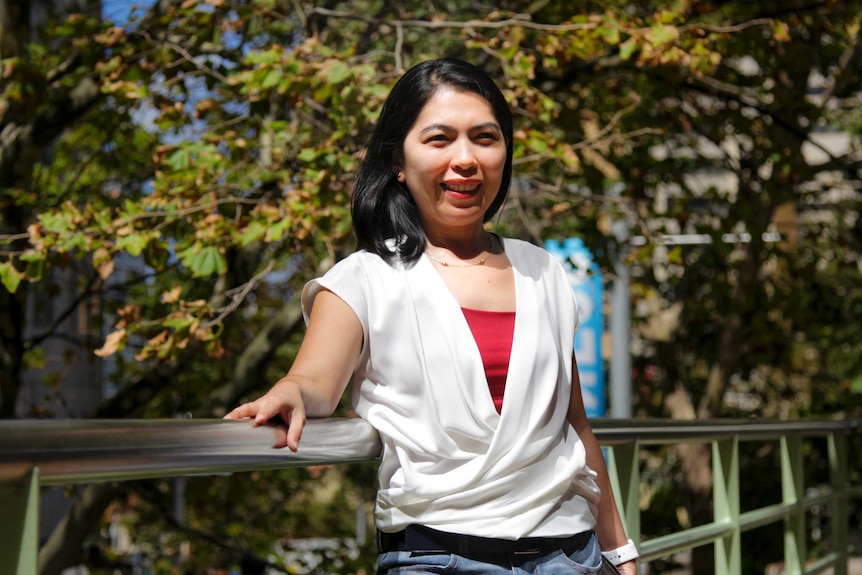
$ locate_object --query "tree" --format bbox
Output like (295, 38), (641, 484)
(1, 0), (859, 573)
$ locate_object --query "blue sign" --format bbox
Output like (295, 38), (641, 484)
(545, 238), (606, 418)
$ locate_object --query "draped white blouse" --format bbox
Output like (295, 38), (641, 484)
(301, 237), (601, 539)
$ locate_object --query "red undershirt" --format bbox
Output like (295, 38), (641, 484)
(461, 307), (516, 414)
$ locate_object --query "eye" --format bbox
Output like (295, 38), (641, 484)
(475, 131), (500, 144)
(424, 134), (450, 145)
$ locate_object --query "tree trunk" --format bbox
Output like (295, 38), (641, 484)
(0, 278), (24, 417)
(0, 0), (29, 58)
(38, 483), (118, 575)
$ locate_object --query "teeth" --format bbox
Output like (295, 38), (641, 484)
(444, 184), (479, 192)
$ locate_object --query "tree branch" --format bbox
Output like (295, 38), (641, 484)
(26, 273), (98, 348)
(817, 25), (862, 108)
(309, 7), (595, 32)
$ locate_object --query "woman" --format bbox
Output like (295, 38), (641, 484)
(226, 58), (638, 575)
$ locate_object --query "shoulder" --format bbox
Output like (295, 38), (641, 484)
(302, 250), (398, 321)
(502, 237), (562, 274)
(504, 237), (574, 300)
(502, 237), (549, 258)
(324, 249), (400, 276)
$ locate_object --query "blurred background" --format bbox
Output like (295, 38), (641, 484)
(1, 0), (860, 573)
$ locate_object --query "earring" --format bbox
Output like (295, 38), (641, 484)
(396, 171), (404, 181)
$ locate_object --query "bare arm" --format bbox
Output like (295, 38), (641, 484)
(224, 289), (363, 451)
(567, 354), (637, 575)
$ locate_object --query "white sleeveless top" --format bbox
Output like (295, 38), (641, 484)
(301, 237), (600, 539)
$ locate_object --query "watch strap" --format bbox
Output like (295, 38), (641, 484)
(601, 538), (639, 566)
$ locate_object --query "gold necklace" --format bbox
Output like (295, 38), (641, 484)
(426, 237), (495, 267)
(426, 251), (491, 267)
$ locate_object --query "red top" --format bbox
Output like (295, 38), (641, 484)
(461, 307), (516, 414)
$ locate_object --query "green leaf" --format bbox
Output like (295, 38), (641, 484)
(0, 262), (23, 293)
(264, 218), (291, 243)
(165, 148), (191, 171)
(59, 234), (88, 253)
(648, 24), (678, 48)
(163, 316), (196, 331)
(238, 221), (267, 247)
(262, 69), (281, 89)
(322, 60), (351, 84)
(297, 148), (318, 162)
(117, 233), (150, 257)
(183, 245), (227, 277)
(40, 212), (70, 234)
(598, 25), (620, 46)
(20, 251), (46, 280)
(619, 37), (639, 61)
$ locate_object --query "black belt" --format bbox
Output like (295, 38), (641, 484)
(377, 524), (593, 558)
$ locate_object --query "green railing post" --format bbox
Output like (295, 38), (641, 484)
(829, 431), (849, 575)
(782, 435), (806, 575)
(713, 436), (741, 575)
(607, 440), (641, 541)
(0, 466), (40, 575)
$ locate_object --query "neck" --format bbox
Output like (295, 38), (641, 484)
(424, 231), (499, 271)
(425, 231), (493, 259)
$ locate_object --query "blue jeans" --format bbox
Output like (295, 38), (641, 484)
(376, 531), (603, 575)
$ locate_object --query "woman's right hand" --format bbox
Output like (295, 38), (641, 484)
(224, 378), (307, 452)
(224, 289), (363, 452)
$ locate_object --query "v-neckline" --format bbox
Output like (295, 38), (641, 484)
(417, 238), (520, 417)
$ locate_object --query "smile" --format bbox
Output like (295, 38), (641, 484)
(442, 183), (480, 193)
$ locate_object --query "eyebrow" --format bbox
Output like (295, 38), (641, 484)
(418, 122), (501, 135)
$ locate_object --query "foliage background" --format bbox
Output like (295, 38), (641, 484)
(1, 0), (860, 573)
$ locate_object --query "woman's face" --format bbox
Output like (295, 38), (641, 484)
(396, 87), (507, 235)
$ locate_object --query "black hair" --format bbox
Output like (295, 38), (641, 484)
(351, 58), (514, 264)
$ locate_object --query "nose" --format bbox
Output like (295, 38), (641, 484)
(452, 139), (477, 171)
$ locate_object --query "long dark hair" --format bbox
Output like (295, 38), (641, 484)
(351, 58), (514, 265)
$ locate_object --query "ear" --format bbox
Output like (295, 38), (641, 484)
(392, 158), (405, 181)
(392, 153), (404, 179)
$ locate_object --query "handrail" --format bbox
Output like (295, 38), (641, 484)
(0, 418), (381, 485)
(0, 417), (859, 575)
(1, 418), (856, 484)
(590, 418), (860, 443)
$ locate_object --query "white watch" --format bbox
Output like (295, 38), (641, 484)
(601, 538), (639, 566)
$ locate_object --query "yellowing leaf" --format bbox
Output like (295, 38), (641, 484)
(647, 24), (679, 48)
(161, 285), (182, 304)
(773, 21), (791, 42)
(97, 258), (114, 281)
(92, 247), (114, 280)
(94, 328), (127, 358)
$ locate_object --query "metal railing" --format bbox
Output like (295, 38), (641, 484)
(0, 418), (859, 575)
